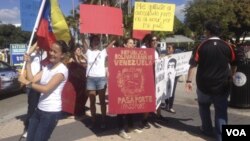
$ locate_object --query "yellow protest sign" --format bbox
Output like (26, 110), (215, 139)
(133, 2), (175, 31)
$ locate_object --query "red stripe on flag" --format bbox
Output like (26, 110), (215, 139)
(37, 18), (56, 51)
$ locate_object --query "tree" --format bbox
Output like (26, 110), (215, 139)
(184, 0), (250, 43)
(0, 24), (31, 48)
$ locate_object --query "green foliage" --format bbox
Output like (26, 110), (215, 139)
(0, 24), (31, 48)
(184, 0), (250, 43)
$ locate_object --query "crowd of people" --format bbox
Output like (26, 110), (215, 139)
(17, 20), (236, 141)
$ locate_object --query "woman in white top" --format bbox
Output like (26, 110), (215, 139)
(19, 40), (69, 141)
(83, 34), (115, 128)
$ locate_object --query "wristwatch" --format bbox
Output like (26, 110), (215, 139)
(26, 82), (32, 88)
(186, 80), (192, 83)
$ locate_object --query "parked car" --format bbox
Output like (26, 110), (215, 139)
(0, 61), (23, 94)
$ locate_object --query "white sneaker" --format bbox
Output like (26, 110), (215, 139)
(133, 129), (143, 133)
(118, 130), (131, 139)
(22, 131), (27, 138)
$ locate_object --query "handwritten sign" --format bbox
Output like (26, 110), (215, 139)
(170, 51), (192, 76)
(133, 2), (175, 31)
(108, 48), (155, 114)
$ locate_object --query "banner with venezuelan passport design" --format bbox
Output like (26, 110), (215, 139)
(108, 48), (155, 114)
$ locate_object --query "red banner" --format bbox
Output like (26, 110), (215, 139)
(80, 4), (123, 35)
(108, 48), (155, 114)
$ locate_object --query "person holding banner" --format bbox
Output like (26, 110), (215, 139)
(18, 40), (69, 141)
(117, 37), (143, 139)
(141, 34), (163, 128)
(185, 20), (236, 141)
(164, 44), (179, 114)
(82, 34), (115, 128)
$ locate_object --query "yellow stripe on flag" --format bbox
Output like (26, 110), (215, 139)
(50, 0), (71, 44)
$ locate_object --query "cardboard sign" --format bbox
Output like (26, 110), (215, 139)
(108, 48), (155, 114)
(133, 30), (151, 40)
(133, 2), (175, 31)
(80, 4), (123, 35)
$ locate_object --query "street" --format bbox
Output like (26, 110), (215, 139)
(0, 92), (27, 124)
(0, 77), (250, 141)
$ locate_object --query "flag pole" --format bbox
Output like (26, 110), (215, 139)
(21, 0), (47, 74)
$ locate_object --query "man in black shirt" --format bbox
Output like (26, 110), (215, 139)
(185, 20), (236, 141)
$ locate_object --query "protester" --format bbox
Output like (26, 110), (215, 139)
(117, 37), (143, 139)
(67, 43), (88, 117)
(22, 42), (43, 138)
(141, 34), (164, 128)
(69, 43), (87, 67)
(0, 49), (4, 61)
(82, 34), (115, 128)
(0, 50), (7, 62)
(18, 40), (69, 141)
(163, 44), (180, 113)
(185, 20), (236, 141)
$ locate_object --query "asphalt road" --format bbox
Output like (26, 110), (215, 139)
(0, 92), (27, 123)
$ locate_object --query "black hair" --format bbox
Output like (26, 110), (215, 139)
(168, 58), (177, 68)
(142, 33), (157, 48)
(204, 20), (221, 36)
(89, 34), (100, 44)
(123, 37), (134, 46)
(54, 40), (69, 54)
(142, 34), (152, 44)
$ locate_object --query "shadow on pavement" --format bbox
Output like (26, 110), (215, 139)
(155, 104), (216, 141)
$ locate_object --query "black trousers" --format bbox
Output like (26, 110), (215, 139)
(165, 76), (179, 109)
(24, 88), (40, 131)
(117, 114), (134, 130)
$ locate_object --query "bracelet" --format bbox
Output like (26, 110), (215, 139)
(26, 82), (32, 88)
(186, 80), (192, 83)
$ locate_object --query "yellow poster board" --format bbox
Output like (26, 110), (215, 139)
(133, 2), (175, 31)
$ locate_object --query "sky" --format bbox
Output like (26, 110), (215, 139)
(0, 0), (190, 25)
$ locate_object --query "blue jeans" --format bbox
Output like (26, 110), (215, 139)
(27, 109), (62, 141)
(197, 88), (229, 141)
(86, 76), (106, 90)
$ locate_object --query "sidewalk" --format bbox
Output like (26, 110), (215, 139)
(0, 79), (250, 141)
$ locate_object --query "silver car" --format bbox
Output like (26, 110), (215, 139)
(0, 61), (23, 94)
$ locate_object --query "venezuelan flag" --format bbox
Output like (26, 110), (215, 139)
(37, 0), (71, 51)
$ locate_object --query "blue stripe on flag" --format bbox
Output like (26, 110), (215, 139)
(20, 0), (42, 31)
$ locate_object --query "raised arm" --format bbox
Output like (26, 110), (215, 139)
(81, 35), (89, 54)
(27, 42), (38, 55)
